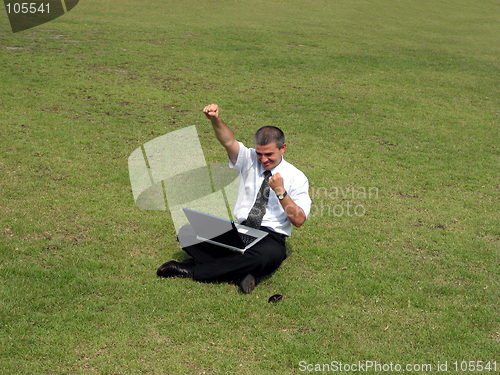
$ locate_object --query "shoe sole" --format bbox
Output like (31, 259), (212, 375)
(239, 274), (255, 294)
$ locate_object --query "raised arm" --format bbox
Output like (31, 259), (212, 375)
(202, 104), (240, 164)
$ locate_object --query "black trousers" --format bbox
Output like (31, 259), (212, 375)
(177, 224), (287, 282)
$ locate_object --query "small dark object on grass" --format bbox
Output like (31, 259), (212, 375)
(268, 294), (283, 303)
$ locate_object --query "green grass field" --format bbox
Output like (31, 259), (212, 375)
(1, 0), (499, 373)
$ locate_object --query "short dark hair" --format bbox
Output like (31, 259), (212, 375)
(254, 126), (285, 149)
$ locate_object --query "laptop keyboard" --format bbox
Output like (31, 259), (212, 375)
(238, 232), (258, 246)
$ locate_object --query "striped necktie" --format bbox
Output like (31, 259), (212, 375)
(245, 170), (272, 228)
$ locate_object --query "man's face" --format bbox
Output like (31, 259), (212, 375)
(255, 142), (286, 170)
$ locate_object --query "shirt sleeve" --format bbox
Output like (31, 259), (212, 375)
(288, 172), (312, 219)
(229, 141), (254, 174)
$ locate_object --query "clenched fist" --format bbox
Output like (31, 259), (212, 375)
(269, 173), (285, 195)
(203, 104), (219, 121)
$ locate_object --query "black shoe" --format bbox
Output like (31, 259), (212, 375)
(239, 274), (256, 294)
(157, 260), (193, 278)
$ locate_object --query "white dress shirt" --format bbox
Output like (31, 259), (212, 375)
(229, 142), (311, 237)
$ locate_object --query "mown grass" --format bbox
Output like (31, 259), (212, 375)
(1, 0), (499, 374)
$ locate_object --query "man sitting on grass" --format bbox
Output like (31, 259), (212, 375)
(157, 104), (311, 293)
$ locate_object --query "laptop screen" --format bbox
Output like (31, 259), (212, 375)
(183, 209), (234, 240)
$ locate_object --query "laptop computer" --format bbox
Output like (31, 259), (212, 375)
(182, 208), (268, 253)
